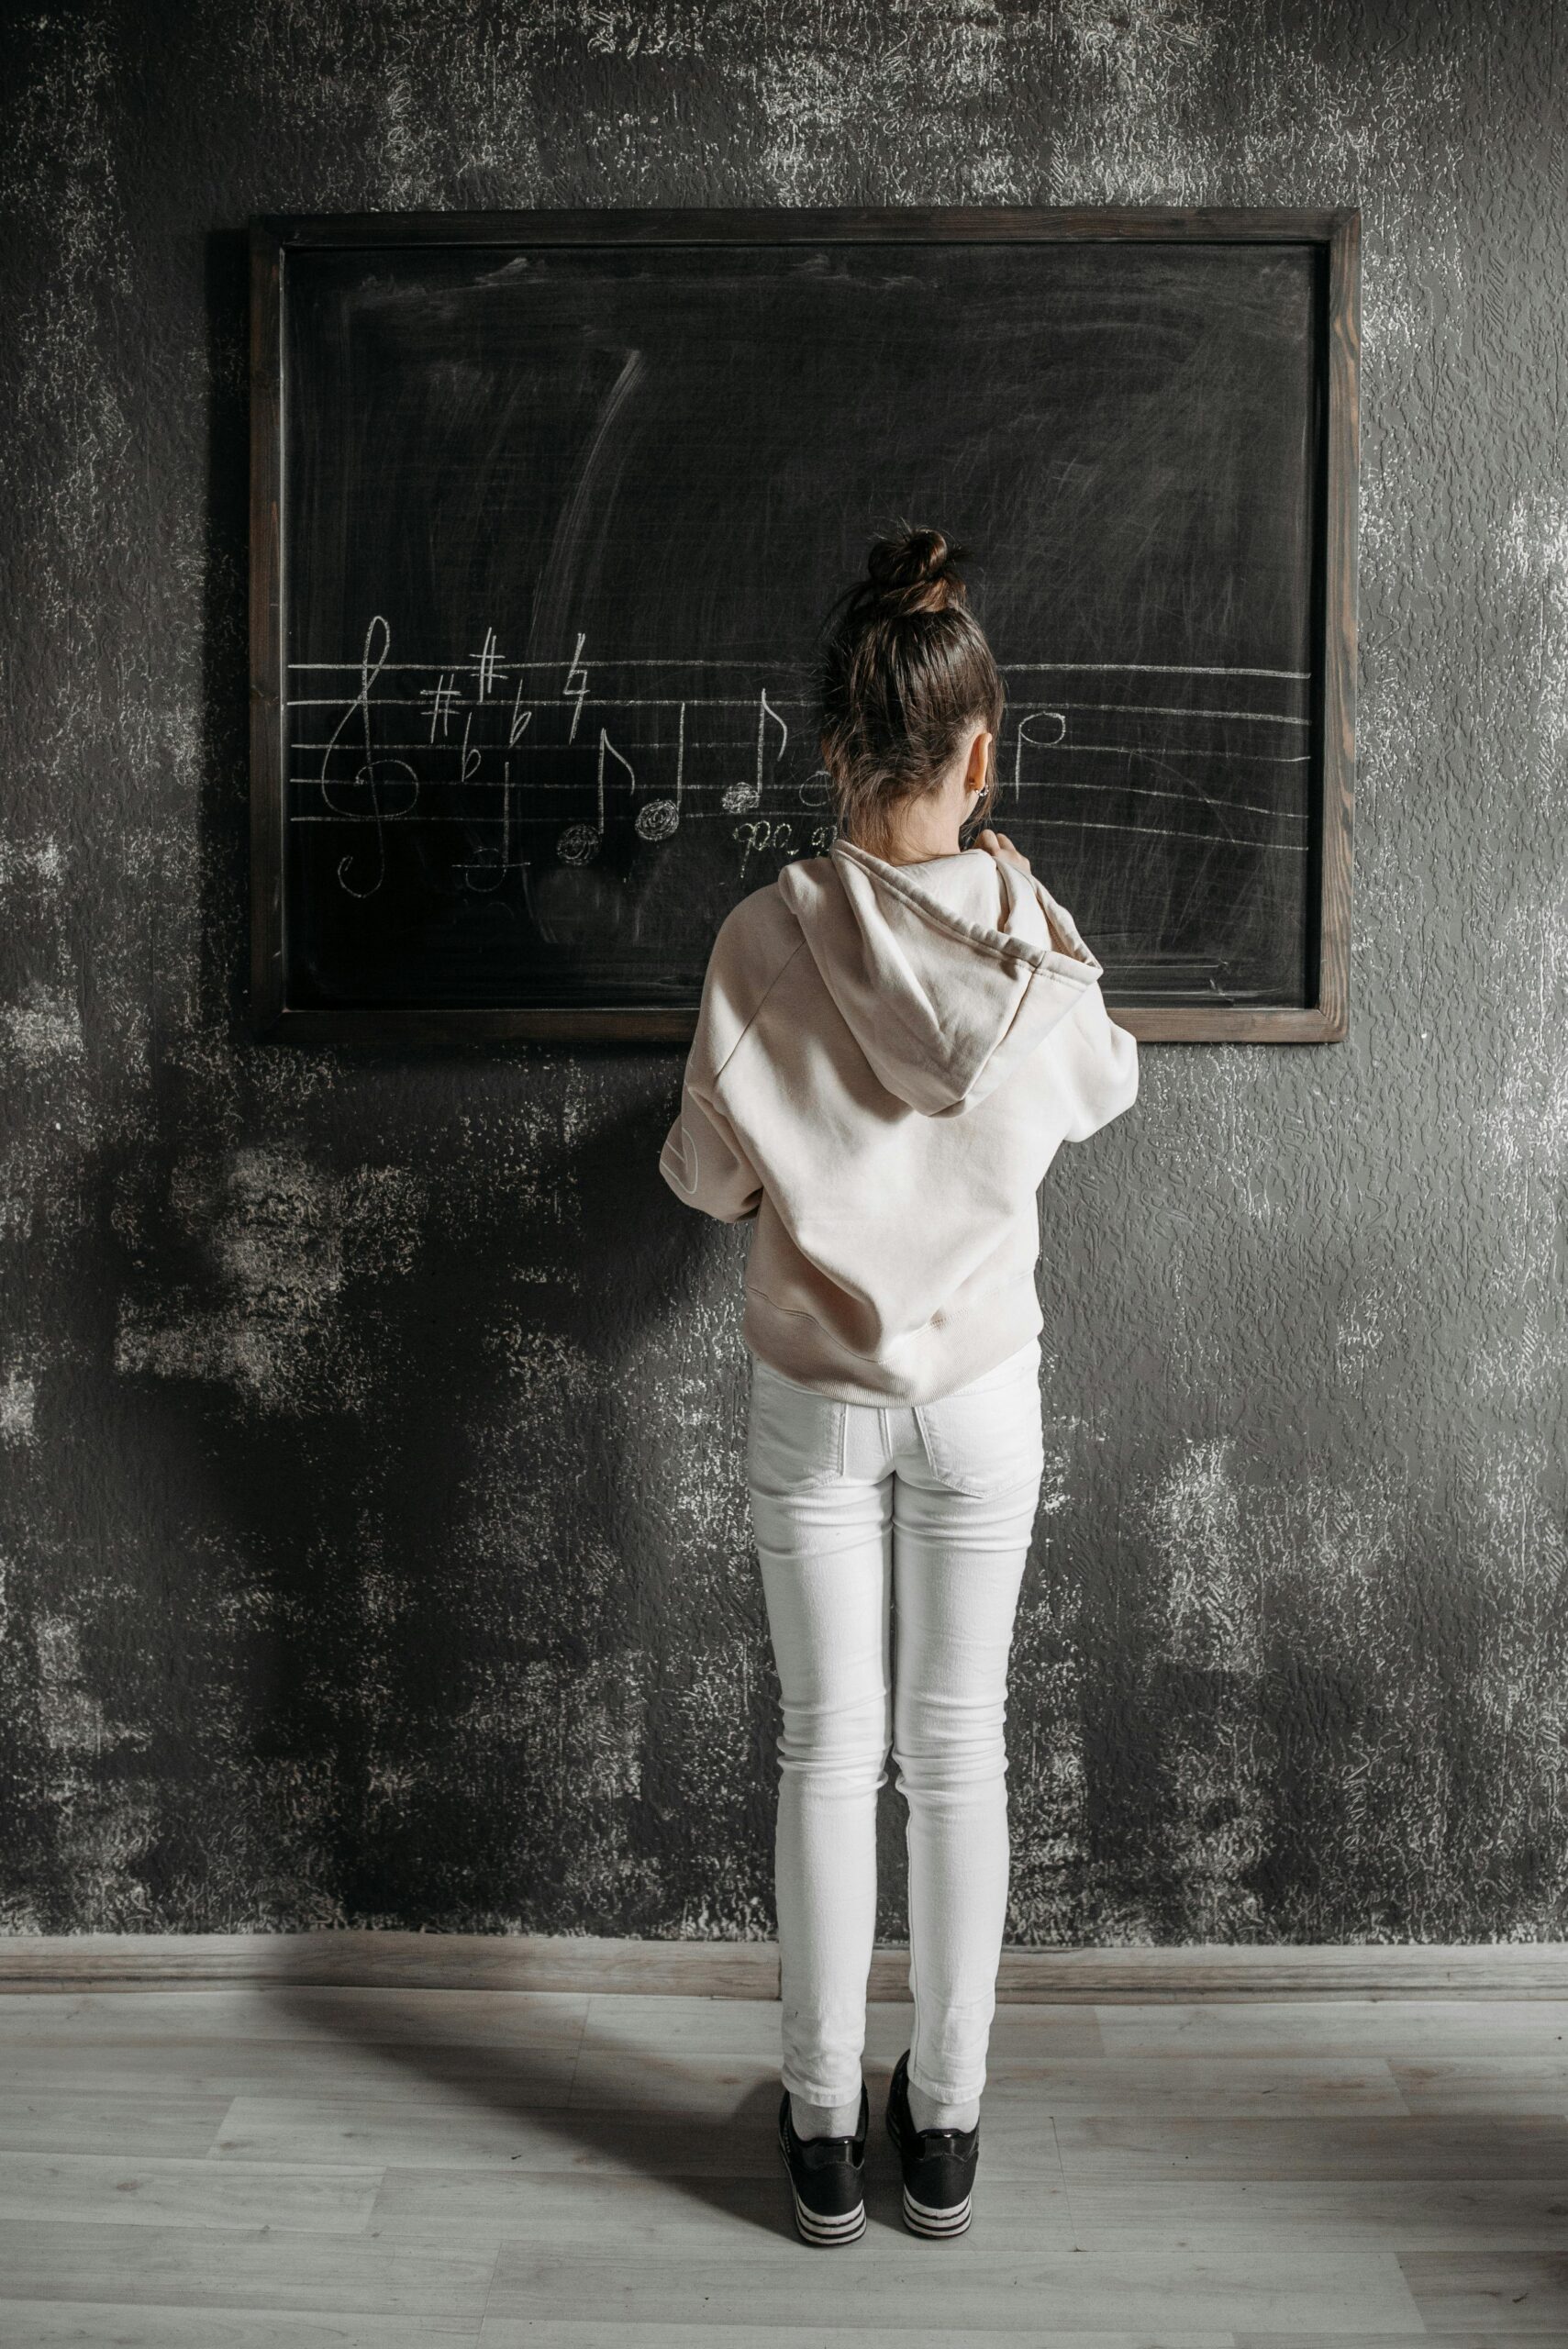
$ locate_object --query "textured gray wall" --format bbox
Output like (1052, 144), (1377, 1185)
(2, 0), (1563, 1944)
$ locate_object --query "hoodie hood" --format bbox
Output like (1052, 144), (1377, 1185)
(775, 839), (1106, 1116)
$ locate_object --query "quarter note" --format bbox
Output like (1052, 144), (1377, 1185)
(634, 699), (684, 842)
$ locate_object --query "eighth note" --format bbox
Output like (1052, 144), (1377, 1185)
(723, 686), (787, 813)
(557, 725), (635, 866)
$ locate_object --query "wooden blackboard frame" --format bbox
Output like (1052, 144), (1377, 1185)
(250, 206), (1359, 1046)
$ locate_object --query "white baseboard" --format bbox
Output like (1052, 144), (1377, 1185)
(0, 1932), (1563, 1998)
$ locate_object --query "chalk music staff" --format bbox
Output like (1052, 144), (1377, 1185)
(291, 619), (1314, 885)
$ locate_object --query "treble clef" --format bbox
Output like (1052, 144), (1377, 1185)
(319, 615), (419, 898)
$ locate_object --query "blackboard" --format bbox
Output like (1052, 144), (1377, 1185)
(250, 208), (1358, 1043)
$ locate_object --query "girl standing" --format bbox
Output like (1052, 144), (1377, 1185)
(661, 525), (1139, 2243)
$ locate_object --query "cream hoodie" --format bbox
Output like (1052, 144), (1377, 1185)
(659, 837), (1140, 1406)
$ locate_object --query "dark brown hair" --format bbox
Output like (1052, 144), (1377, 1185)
(817, 521), (1005, 860)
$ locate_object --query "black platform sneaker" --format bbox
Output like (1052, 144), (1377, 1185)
(884, 2049), (980, 2238)
(776, 2082), (869, 2246)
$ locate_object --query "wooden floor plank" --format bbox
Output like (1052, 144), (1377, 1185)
(982, 2004), (1109, 2056)
(983, 2054), (1407, 2115)
(482, 2247), (1422, 2333)
(1056, 2114), (1568, 2180)
(565, 2049), (808, 2120)
(0, 2305), (476, 2345)
(477, 2328), (1239, 2349)
(1066, 2176), (1568, 2250)
(0, 2218), (495, 2321)
(0, 1987), (589, 2050)
(575, 1993), (1103, 2060)
(1398, 2248), (1568, 2332)
(210, 2087), (1064, 2176)
(366, 2161), (1073, 2252)
(1096, 2000), (1568, 2060)
(1391, 2056), (1568, 2114)
(0, 2150), (383, 2232)
(0, 2092), (233, 2159)
(0, 2041), (579, 2100)
(564, 2048), (1406, 2120)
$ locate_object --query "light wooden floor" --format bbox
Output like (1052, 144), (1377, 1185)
(0, 1987), (1563, 2343)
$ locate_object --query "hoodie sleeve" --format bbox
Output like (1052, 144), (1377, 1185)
(659, 898), (791, 1224)
(1023, 875), (1140, 1142)
(1054, 978), (1140, 1142)
(660, 1081), (763, 1223)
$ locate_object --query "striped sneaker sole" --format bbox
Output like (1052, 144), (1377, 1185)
(777, 2119), (867, 2246)
(901, 2180), (973, 2237)
(886, 2101), (975, 2238)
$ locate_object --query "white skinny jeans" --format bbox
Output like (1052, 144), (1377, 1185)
(745, 1334), (1045, 2110)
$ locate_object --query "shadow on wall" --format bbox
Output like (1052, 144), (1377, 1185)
(96, 1035), (746, 1929)
(27, 228), (762, 1936)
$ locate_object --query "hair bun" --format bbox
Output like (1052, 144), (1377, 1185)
(864, 522), (969, 618)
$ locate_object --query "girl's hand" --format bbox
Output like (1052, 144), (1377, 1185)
(973, 827), (1032, 878)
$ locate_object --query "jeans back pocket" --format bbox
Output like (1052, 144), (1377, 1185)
(914, 1368), (1045, 1499)
(745, 1360), (848, 1491)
